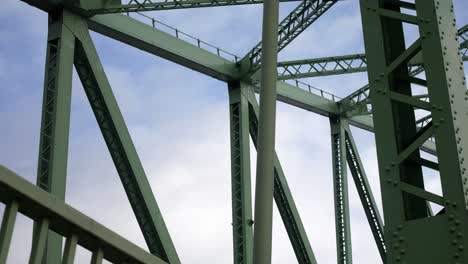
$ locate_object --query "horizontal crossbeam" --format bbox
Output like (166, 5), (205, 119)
(276, 54), (367, 80)
(79, 0), (302, 14)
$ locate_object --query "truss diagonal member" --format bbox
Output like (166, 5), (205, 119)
(228, 82), (253, 264)
(360, 0), (468, 262)
(70, 18), (180, 263)
(340, 24), (468, 116)
(240, 0), (338, 74)
(33, 11), (76, 264)
(343, 125), (386, 261)
(245, 86), (317, 264)
(329, 116), (352, 264)
(79, 0), (302, 14)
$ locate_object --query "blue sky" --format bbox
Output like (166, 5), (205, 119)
(0, 0), (467, 263)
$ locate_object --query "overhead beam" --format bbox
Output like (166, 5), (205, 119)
(240, 0), (338, 74)
(88, 13), (241, 82)
(276, 54), (367, 81)
(78, 0), (302, 14)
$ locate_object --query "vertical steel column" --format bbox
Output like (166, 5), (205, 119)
(228, 81), (253, 264)
(344, 125), (386, 261)
(330, 116), (352, 264)
(71, 20), (180, 263)
(247, 88), (317, 264)
(360, 0), (468, 262)
(252, 0), (279, 263)
(35, 11), (75, 264)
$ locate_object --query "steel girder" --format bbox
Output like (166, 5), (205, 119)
(276, 24), (468, 82)
(22, 1), (439, 158)
(228, 82), (254, 264)
(78, 0), (302, 14)
(0, 165), (167, 264)
(240, 0), (338, 74)
(360, 0), (468, 263)
(276, 54), (367, 81)
(68, 16), (180, 262)
(33, 12), (75, 264)
(329, 116), (352, 264)
(339, 25), (468, 117)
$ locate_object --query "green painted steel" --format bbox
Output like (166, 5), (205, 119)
(343, 124), (385, 261)
(68, 16), (179, 263)
(360, 0), (468, 263)
(0, 201), (18, 263)
(0, 165), (167, 264)
(87, 14), (241, 82)
(91, 249), (104, 264)
(330, 116), (352, 264)
(78, 0), (301, 14)
(9, 0), (468, 263)
(34, 12), (75, 264)
(228, 82), (254, 264)
(340, 25), (468, 117)
(61, 234), (78, 264)
(247, 87), (317, 264)
(252, 0), (279, 262)
(86, 13), (343, 116)
(275, 54), (367, 81)
(30, 218), (50, 264)
(240, 0), (338, 74)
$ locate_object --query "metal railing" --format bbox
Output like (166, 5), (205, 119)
(128, 12), (240, 62)
(0, 165), (166, 264)
(125, 12), (342, 103)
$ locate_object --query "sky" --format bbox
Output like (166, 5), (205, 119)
(0, 0), (467, 263)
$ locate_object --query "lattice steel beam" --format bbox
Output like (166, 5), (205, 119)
(69, 16), (179, 263)
(360, 0), (468, 262)
(276, 54), (367, 80)
(228, 82), (253, 264)
(343, 125), (385, 261)
(240, 0), (338, 74)
(34, 11), (75, 264)
(78, 0), (301, 14)
(330, 116), (352, 264)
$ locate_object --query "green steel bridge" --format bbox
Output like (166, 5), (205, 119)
(1, 0), (468, 263)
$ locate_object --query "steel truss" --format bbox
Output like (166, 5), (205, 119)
(2, 0), (467, 263)
(361, 0), (468, 263)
